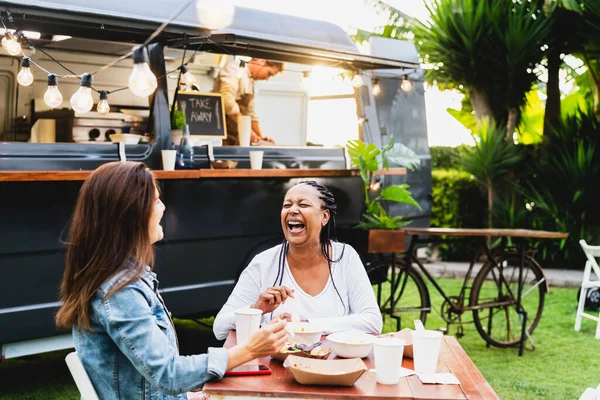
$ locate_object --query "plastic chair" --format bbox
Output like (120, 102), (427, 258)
(65, 352), (100, 400)
(575, 240), (600, 339)
(579, 384), (600, 400)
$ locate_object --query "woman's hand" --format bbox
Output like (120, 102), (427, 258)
(251, 286), (294, 314)
(245, 318), (289, 358)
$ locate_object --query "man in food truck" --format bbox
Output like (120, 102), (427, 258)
(213, 58), (284, 145)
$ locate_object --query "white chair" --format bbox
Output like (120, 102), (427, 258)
(575, 240), (600, 339)
(579, 384), (600, 400)
(65, 351), (100, 400)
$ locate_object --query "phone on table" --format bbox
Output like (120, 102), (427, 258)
(224, 364), (272, 377)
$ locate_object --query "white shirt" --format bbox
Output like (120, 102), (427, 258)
(213, 242), (382, 340)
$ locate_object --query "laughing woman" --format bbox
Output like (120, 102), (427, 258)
(213, 181), (382, 341)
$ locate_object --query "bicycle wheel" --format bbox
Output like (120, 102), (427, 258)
(366, 259), (430, 328)
(470, 255), (546, 348)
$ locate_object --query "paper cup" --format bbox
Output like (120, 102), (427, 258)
(374, 337), (405, 385)
(238, 115), (251, 146)
(249, 151), (264, 170)
(411, 330), (443, 374)
(235, 307), (263, 345)
(161, 150), (177, 171)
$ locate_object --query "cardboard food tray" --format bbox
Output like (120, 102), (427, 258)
(381, 328), (414, 358)
(272, 347), (332, 362)
(283, 355), (367, 386)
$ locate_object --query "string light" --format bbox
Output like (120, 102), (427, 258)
(5, 32), (21, 55)
(401, 76), (413, 92)
(372, 78), (381, 96)
(196, 0), (235, 30)
(236, 59), (247, 79)
(369, 177), (382, 192)
(17, 56), (34, 86)
(43, 74), (63, 109)
(352, 72), (364, 88)
(97, 91), (110, 114)
(129, 46), (157, 97)
(179, 64), (196, 87)
(70, 73), (94, 113)
(1, 32), (10, 49)
(302, 71), (311, 85)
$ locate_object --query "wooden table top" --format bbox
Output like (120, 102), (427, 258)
(0, 168), (406, 182)
(203, 332), (499, 400)
(402, 227), (569, 240)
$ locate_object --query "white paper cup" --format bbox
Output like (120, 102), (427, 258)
(238, 115), (251, 146)
(411, 330), (443, 374)
(235, 307), (263, 345)
(161, 150), (177, 171)
(249, 151), (264, 170)
(374, 337), (405, 385)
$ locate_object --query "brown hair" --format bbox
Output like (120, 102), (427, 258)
(56, 161), (157, 331)
(265, 61), (285, 73)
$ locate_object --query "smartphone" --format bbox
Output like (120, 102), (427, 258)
(224, 364), (272, 377)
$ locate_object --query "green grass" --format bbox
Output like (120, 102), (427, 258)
(1, 281), (598, 399)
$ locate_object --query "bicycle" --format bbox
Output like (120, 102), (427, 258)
(366, 233), (548, 350)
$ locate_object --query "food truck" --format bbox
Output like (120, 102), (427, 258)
(0, 0), (431, 359)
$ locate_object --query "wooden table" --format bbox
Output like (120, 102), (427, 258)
(203, 331), (499, 400)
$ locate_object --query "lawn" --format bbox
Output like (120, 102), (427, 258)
(0, 279), (598, 399)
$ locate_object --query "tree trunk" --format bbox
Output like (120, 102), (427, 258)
(487, 179), (493, 229)
(544, 48), (561, 136)
(469, 89), (494, 124)
(583, 56), (600, 117)
(506, 107), (519, 141)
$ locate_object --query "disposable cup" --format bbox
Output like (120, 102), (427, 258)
(238, 115), (252, 146)
(235, 307), (262, 345)
(374, 337), (405, 385)
(411, 330), (443, 374)
(249, 151), (264, 170)
(161, 150), (177, 171)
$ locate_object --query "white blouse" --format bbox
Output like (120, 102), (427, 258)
(213, 242), (382, 340)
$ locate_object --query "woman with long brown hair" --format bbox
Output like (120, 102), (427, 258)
(56, 161), (287, 400)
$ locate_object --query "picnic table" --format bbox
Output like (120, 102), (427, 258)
(203, 331), (499, 400)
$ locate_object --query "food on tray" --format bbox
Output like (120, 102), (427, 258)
(273, 342), (332, 361)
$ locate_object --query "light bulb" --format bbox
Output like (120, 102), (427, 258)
(17, 57), (34, 86)
(196, 0), (235, 30)
(302, 71), (311, 85)
(372, 79), (381, 96)
(401, 76), (413, 92)
(179, 64), (196, 87)
(369, 179), (382, 192)
(236, 60), (247, 79)
(44, 74), (63, 109)
(97, 91), (110, 114)
(129, 46), (157, 97)
(352, 73), (364, 88)
(70, 73), (94, 113)
(2, 33), (10, 49)
(6, 37), (21, 56)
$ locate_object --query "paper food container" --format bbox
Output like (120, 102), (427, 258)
(283, 355), (367, 386)
(392, 328), (414, 358)
(272, 345), (332, 362)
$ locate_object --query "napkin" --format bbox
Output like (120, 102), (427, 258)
(417, 373), (460, 385)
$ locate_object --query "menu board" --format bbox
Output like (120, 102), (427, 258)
(176, 91), (227, 138)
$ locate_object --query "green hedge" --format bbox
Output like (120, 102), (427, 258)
(430, 145), (471, 170)
(430, 169), (486, 260)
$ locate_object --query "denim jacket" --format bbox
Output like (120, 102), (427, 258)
(73, 267), (229, 400)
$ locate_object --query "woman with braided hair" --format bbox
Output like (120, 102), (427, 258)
(214, 181), (382, 341)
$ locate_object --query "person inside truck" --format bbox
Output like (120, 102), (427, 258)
(55, 161), (288, 400)
(213, 58), (283, 145)
(213, 181), (382, 341)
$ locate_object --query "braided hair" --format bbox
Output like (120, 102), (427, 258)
(273, 181), (346, 312)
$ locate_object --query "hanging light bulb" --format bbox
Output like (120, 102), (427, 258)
(352, 72), (364, 88)
(302, 71), (311, 85)
(5, 33), (22, 56)
(401, 76), (413, 92)
(2, 33), (11, 49)
(179, 64), (196, 88)
(196, 0), (235, 30)
(129, 46), (157, 97)
(17, 56), (34, 86)
(369, 177), (382, 192)
(236, 59), (247, 79)
(97, 91), (110, 114)
(44, 74), (63, 109)
(372, 78), (381, 96)
(70, 73), (94, 114)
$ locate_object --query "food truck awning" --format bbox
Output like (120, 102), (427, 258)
(0, 0), (420, 70)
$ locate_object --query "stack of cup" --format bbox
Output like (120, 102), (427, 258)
(249, 151), (264, 170)
(373, 337), (405, 385)
(161, 150), (177, 171)
(235, 307), (263, 345)
(237, 115), (252, 147)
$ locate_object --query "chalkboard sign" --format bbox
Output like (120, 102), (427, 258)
(176, 91), (227, 138)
